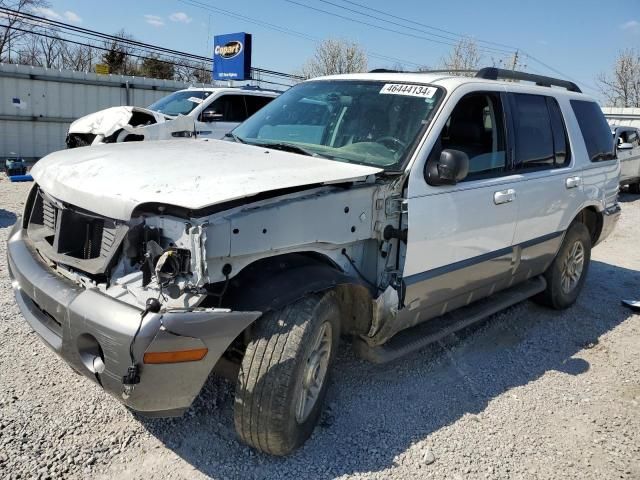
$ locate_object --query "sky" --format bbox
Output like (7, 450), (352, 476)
(32, 0), (640, 96)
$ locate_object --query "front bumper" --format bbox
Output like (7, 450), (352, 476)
(7, 223), (260, 416)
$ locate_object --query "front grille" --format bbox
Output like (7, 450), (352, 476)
(26, 187), (128, 275)
(42, 199), (57, 231)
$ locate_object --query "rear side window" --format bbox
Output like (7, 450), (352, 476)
(570, 100), (615, 162)
(245, 95), (274, 116)
(546, 97), (570, 167)
(511, 94), (554, 170)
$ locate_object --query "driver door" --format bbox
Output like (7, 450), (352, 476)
(399, 87), (518, 328)
(196, 95), (248, 139)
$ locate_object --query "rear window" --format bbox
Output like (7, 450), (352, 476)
(570, 100), (615, 162)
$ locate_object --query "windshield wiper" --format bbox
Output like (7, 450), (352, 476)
(254, 141), (324, 158)
(224, 132), (246, 144)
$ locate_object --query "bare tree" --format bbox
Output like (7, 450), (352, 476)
(597, 49), (640, 107)
(15, 27), (64, 68)
(300, 38), (368, 79)
(0, 0), (49, 62)
(61, 43), (95, 72)
(37, 29), (62, 67)
(440, 37), (482, 75)
(173, 59), (212, 84)
(102, 30), (138, 75)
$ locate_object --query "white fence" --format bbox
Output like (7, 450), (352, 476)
(0, 63), (204, 160)
(601, 107), (640, 128)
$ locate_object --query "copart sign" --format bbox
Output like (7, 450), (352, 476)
(213, 32), (252, 81)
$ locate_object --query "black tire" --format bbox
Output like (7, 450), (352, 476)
(534, 222), (591, 309)
(234, 291), (341, 456)
(629, 182), (640, 194)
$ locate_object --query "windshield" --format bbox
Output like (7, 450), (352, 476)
(233, 80), (444, 170)
(148, 91), (213, 116)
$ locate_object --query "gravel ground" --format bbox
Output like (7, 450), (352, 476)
(1, 177), (639, 480)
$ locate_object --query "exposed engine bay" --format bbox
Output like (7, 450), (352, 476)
(66, 106), (195, 148)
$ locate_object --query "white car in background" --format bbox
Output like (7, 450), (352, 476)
(612, 125), (640, 193)
(65, 86), (279, 148)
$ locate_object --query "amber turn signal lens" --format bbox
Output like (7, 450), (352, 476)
(143, 348), (208, 364)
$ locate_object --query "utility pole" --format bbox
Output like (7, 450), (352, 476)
(511, 50), (519, 71)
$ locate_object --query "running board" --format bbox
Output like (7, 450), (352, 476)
(354, 276), (546, 363)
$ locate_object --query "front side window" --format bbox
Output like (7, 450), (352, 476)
(429, 92), (507, 180)
(570, 100), (615, 162)
(201, 95), (248, 122)
(233, 80), (444, 170)
(148, 91), (212, 116)
(627, 130), (639, 147)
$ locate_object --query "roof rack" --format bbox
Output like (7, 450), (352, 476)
(366, 67), (582, 93)
(239, 85), (283, 93)
(368, 68), (477, 75)
(475, 67), (581, 93)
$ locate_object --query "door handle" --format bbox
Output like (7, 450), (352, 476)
(565, 176), (581, 189)
(494, 189), (516, 205)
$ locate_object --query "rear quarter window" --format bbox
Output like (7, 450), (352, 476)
(570, 100), (615, 162)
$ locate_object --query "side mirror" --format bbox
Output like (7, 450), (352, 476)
(201, 110), (223, 122)
(426, 149), (469, 186)
(618, 142), (633, 150)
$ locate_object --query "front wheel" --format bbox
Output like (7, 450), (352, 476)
(534, 222), (591, 309)
(628, 182), (640, 194)
(233, 291), (340, 456)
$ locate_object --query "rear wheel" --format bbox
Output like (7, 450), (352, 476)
(233, 291), (340, 456)
(628, 182), (640, 194)
(534, 222), (591, 309)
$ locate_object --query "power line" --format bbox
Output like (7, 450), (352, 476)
(314, 0), (515, 55)
(0, 6), (303, 82)
(1, 22), (296, 89)
(285, 0), (598, 90)
(336, 0), (518, 51)
(520, 51), (600, 93)
(177, 0), (425, 68)
(284, 0), (515, 58)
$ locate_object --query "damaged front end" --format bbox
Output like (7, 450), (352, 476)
(66, 106), (195, 148)
(8, 186), (260, 415)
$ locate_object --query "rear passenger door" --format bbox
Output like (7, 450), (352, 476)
(508, 93), (579, 283)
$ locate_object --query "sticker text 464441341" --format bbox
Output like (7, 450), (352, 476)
(379, 84), (437, 98)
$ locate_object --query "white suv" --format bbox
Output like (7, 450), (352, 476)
(8, 68), (621, 456)
(65, 86), (279, 147)
(612, 125), (640, 193)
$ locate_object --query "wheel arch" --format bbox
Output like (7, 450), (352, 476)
(573, 205), (604, 246)
(215, 251), (375, 337)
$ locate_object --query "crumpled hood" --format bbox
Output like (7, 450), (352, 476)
(68, 106), (166, 137)
(31, 139), (382, 220)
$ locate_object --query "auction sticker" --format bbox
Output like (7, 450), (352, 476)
(187, 96), (204, 104)
(380, 84), (437, 98)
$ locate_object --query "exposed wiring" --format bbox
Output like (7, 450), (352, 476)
(342, 250), (380, 292)
(207, 274), (230, 308)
